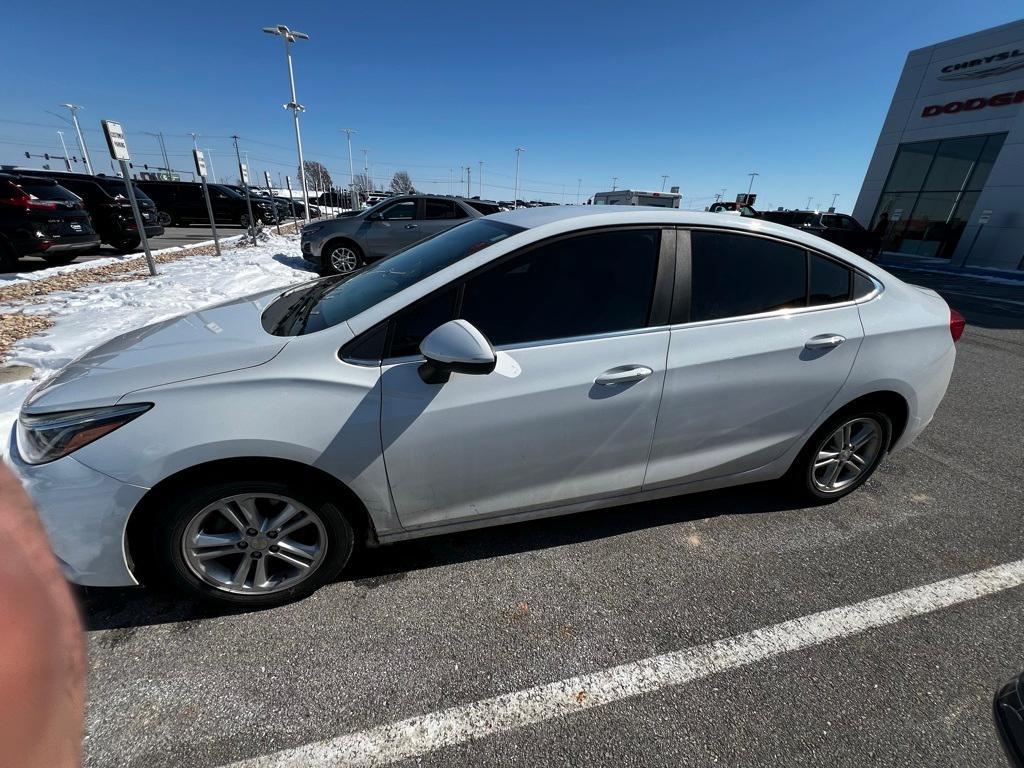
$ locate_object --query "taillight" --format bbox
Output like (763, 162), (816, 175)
(0, 192), (57, 210)
(949, 309), (966, 343)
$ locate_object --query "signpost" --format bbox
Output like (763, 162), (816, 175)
(265, 170), (281, 235)
(238, 162), (257, 246)
(193, 149), (221, 257)
(285, 175), (297, 221)
(101, 120), (157, 276)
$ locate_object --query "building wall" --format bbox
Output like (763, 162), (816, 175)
(853, 20), (1024, 271)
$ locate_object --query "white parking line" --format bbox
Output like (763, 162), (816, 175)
(226, 558), (1024, 768)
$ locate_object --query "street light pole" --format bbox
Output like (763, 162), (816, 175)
(746, 171), (759, 199)
(56, 131), (72, 171)
(806, 196), (814, 209)
(576, 178), (582, 205)
(661, 175), (669, 193)
(233, 135), (258, 246)
(830, 193), (839, 210)
(466, 165), (471, 197)
(342, 128), (356, 210)
(513, 147), (525, 209)
(362, 149), (369, 192)
(61, 104), (92, 175)
(612, 176), (618, 191)
(478, 161), (483, 198)
(143, 132), (171, 176)
(263, 24), (311, 224)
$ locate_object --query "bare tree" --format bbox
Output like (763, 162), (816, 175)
(301, 161), (332, 191)
(390, 170), (415, 194)
(352, 173), (372, 196)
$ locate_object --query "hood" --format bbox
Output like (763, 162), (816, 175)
(25, 289), (290, 412)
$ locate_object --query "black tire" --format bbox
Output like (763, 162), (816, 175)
(320, 239), (364, 276)
(143, 478), (355, 608)
(112, 236), (141, 254)
(156, 211), (173, 227)
(789, 408), (892, 503)
(42, 252), (78, 266)
(0, 239), (18, 271)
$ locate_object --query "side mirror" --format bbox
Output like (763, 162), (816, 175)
(418, 320), (496, 384)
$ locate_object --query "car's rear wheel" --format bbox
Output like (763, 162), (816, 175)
(111, 236), (141, 254)
(156, 211), (173, 227)
(323, 240), (363, 275)
(791, 410), (891, 502)
(146, 479), (354, 607)
(42, 252), (78, 266)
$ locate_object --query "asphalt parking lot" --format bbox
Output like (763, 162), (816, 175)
(76, 266), (1023, 768)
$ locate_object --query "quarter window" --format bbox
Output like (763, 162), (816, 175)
(424, 199), (459, 219)
(690, 232), (806, 321)
(809, 253), (852, 306)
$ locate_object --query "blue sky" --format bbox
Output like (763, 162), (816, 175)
(2, 1), (1022, 209)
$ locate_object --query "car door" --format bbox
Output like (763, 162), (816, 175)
(378, 227), (674, 530)
(644, 229), (864, 490)
(364, 198), (421, 259)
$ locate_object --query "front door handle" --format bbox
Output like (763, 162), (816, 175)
(595, 365), (654, 386)
(404, 224), (419, 230)
(805, 334), (846, 350)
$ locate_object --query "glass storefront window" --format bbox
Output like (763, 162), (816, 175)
(871, 132), (1006, 259)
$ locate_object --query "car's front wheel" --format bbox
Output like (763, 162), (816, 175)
(146, 479), (354, 607)
(791, 410), (891, 502)
(322, 240), (363, 276)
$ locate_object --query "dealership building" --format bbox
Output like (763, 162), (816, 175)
(853, 19), (1024, 272)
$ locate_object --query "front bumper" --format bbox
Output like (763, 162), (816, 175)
(7, 428), (148, 587)
(300, 237), (323, 266)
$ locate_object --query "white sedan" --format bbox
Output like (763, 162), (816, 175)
(11, 207), (961, 606)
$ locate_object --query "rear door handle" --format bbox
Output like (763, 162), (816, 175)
(404, 224), (419, 230)
(805, 334), (846, 350)
(595, 366), (654, 386)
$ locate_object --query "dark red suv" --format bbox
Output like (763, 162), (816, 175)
(0, 173), (100, 269)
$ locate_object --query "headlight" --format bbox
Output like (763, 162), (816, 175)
(17, 403), (152, 465)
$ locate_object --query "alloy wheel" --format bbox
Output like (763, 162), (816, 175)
(156, 211), (172, 227)
(811, 417), (882, 493)
(329, 246), (359, 274)
(181, 493), (328, 595)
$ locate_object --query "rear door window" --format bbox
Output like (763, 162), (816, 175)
(424, 199), (458, 219)
(809, 254), (852, 306)
(689, 231), (806, 321)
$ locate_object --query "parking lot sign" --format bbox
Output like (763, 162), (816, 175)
(101, 120), (131, 161)
(239, 163), (250, 185)
(193, 149), (208, 178)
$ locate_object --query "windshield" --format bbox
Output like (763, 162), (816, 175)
(212, 185), (243, 199)
(265, 219), (523, 336)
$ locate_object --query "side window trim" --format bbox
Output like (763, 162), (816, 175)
(671, 226), (883, 328)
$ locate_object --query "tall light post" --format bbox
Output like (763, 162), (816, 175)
(205, 149), (217, 183)
(746, 171), (759, 200)
(830, 193), (840, 210)
(612, 176), (618, 191)
(262, 24), (311, 223)
(576, 178), (582, 205)
(513, 147), (525, 209)
(60, 103), (92, 174)
(342, 128), (356, 209)
(478, 160), (483, 197)
(806, 196), (814, 209)
(661, 175), (669, 192)
(361, 149), (369, 192)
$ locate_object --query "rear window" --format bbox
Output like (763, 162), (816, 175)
(16, 180), (80, 202)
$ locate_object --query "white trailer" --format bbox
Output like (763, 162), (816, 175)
(593, 189), (681, 208)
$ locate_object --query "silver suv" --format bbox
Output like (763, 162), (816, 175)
(300, 195), (482, 274)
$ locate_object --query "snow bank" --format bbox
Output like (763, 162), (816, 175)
(0, 233), (315, 460)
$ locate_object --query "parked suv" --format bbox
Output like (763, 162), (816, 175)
(137, 180), (279, 228)
(301, 195), (482, 274)
(0, 173), (100, 268)
(760, 210), (872, 256)
(17, 170), (163, 253)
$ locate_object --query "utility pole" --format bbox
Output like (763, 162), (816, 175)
(576, 178), (582, 205)
(661, 175), (669, 192)
(342, 128), (356, 209)
(56, 131), (72, 170)
(61, 104), (92, 174)
(478, 161), (483, 197)
(143, 132), (171, 176)
(830, 193), (840, 210)
(513, 147), (525, 209)
(806, 196), (814, 209)
(612, 176), (618, 191)
(263, 24), (311, 223)
(746, 171), (759, 199)
(361, 149), (369, 192)
(466, 165), (471, 197)
(448, 168), (453, 196)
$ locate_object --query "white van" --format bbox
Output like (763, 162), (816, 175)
(593, 189), (681, 208)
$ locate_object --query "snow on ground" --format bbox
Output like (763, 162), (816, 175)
(0, 232), (315, 459)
